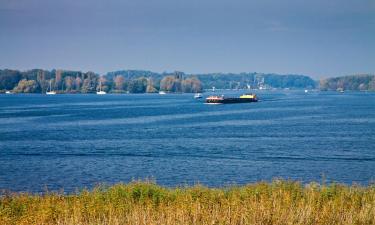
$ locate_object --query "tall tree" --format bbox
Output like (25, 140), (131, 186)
(0, 69), (22, 90)
(64, 76), (74, 92)
(36, 70), (47, 93)
(97, 76), (108, 92)
(146, 78), (157, 93)
(114, 75), (125, 91)
(160, 76), (179, 92)
(13, 79), (38, 93)
(75, 77), (82, 91)
(55, 69), (63, 91)
(128, 77), (147, 93)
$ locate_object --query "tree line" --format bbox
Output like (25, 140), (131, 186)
(107, 70), (317, 90)
(0, 69), (202, 93)
(2, 68), (340, 93)
(319, 74), (375, 91)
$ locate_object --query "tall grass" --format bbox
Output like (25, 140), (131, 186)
(1, 180), (375, 225)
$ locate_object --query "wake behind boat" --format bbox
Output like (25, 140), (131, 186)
(205, 93), (258, 104)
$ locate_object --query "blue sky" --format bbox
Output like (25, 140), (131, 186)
(0, 0), (374, 78)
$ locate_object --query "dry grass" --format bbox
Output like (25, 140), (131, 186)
(1, 180), (375, 225)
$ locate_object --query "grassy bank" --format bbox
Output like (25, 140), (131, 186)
(1, 180), (375, 225)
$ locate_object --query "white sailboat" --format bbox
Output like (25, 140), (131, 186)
(46, 80), (56, 95)
(96, 80), (106, 95)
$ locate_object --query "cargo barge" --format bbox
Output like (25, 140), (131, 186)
(205, 93), (258, 104)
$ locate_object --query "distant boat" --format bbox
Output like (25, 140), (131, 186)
(5, 91), (12, 94)
(304, 89), (308, 93)
(96, 80), (106, 95)
(212, 86), (215, 92)
(46, 80), (56, 95)
(96, 90), (106, 95)
(194, 93), (202, 99)
(337, 88), (344, 93)
(205, 93), (258, 104)
(159, 91), (166, 95)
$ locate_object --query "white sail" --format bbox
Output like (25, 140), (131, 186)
(97, 79), (107, 94)
(46, 80), (56, 95)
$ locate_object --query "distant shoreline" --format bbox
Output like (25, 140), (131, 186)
(2, 89), (375, 95)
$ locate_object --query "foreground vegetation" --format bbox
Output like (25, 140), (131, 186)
(1, 180), (375, 225)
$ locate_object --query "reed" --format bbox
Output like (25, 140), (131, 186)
(1, 180), (375, 225)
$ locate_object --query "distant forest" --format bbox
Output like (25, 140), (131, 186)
(320, 74), (375, 91)
(0, 69), (316, 93)
(108, 70), (316, 90)
(0, 69), (202, 94)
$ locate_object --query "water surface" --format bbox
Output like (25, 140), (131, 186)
(1, 91), (375, 192)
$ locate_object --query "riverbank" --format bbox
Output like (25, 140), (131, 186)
(1, 180), (374, 225)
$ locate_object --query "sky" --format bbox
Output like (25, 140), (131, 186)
(0, 0), (374, 78)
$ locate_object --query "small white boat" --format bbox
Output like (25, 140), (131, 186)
(46, 80), (56, 95)
(304, 89), (308, 93)
(194, 93), (203, 99)
(96, 80), (106, 95)
(96, 91), (106, 95)
(5, 91), (12, 94)
(159, 91), (166, 95)
(337, 88), (344, 93)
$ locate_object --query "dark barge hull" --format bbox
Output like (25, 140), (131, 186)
(206, 98), (258, 104)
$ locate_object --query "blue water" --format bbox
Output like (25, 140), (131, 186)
(0, 91), (375, 192)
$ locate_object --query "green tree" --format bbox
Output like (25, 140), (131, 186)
(81, 72), (97, 93)
(54, 69), (63, 91)
(36, 70), (47, 93)
(128, 77), (147, 93)
(0, 69), (22, 90)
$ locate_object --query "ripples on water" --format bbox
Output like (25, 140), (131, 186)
(0, 91), (375, 192)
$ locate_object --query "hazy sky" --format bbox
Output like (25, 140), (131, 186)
(0, 0), (374, 78)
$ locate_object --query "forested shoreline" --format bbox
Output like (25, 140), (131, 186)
(2, 69), (373, 94)
(0, 69), (202, 94)
(320, 74), (375, 91)
(0, 69), (318, 94)
(0, 69), (375, 93)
